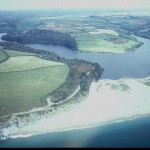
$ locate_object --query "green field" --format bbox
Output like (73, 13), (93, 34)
(4, 50), (36, 57)
(0, 56), (64, 72)
(0, 51), (7, 62)
(76, 34), (140, 53)
(77, 39), (139, 53)
(89, 29), (119, 36)
(0, 56), (69, 116)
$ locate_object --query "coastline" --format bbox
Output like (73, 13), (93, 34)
(10, 113), (150, 140)
(3, 76), (150, 140)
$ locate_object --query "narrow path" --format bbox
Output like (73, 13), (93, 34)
(52, 85), (80, 106)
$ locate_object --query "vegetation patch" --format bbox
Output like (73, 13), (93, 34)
(4, 50), (36, 57)
(76, 34), (141, 53)
(89, 29), (119, 36)
(0, 56), (64, 72)
(0, 65), (69, 116)
(2, 29), (78, 50)
(49, 62), (94, 103)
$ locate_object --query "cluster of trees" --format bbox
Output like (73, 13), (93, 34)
(79, 63), (103, 95)
(2, 29), (78, 50)
(0, 41), (62, 62)
(90, 63), (104, 81)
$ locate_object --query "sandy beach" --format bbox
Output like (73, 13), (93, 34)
(4, 76), (150, 139)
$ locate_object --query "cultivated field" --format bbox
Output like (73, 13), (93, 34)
(77, 38), (139, 53)
(89, 29), (119, 36)
(0, 56), (64, 72)
(0, 55), (69, 116)
(4, 50), (36, 57)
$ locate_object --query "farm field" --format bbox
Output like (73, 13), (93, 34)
(0, 54), (69, 116)
(89, 29), (119, 36)
(4, 50), (36, 57)
(76, 34), (139, 53)
(0, 56), (64, 72)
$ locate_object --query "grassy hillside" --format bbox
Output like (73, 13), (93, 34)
(0, 56), (69, 116)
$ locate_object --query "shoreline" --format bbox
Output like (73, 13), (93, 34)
(9, 113), (150, 140)
(2, 76), (150, 141)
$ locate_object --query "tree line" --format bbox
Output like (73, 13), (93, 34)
(2, 29), (78, 50)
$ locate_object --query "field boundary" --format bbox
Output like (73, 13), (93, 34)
(4, 50), (36, 57)
(0, 64), (65, 73)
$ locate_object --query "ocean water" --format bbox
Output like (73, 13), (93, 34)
(1, 116), (150, 148)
